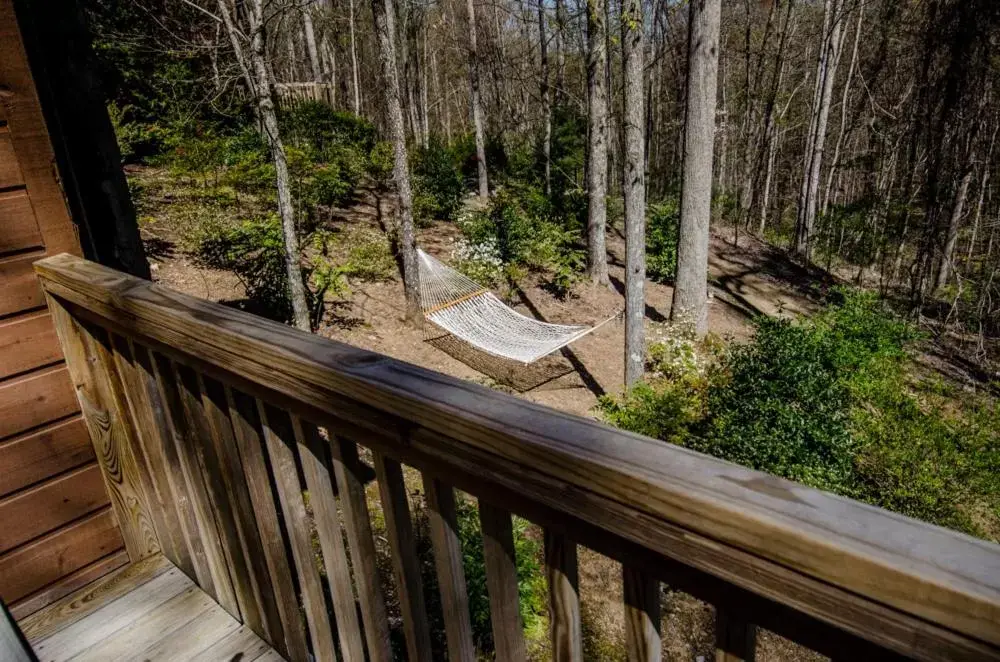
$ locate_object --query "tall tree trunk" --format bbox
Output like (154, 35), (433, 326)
(219, 0), (312, 331)
(538, 0), (552, 195)
(935, 169), (973, 290)
(822, 0), (864, 216)
(621, 0), (645, 387)
(371, 0), (422, 324)
(466, 0), (489, 197)
(672, 0), (721, 336)
(349, 0), (362, 114)
(795, 0), (845, 261)
(554, 0), (566, 104)
(586, 0), (610, 286)
(302, 2), (323, 82)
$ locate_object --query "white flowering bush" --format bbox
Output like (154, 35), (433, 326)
(646, 325), (711, 381)
(452, 237), (504, 287)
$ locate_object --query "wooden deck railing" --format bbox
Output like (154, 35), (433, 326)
(34, 253), (1000, 662)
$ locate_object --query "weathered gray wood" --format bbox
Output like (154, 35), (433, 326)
(44, 294), (160, 562)
(226, 389), (309, 662)
(292, 418), (366, 662)
(257, 402), (337, 662)
(149, 352), (238, 617)
(330, 435), (392, 662)
(480, 502), (527, 661)
(0, 601), (33, 662)
(422, 476), (475, 662)
(545, 531), (582, 661)
(33, 255), (1000, 660)
(373, 452), (434, 662)
(623, 568), (660, 662)
(715, 609), (756, 662)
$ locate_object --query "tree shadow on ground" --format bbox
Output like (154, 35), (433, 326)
(608, 275), (668, 323)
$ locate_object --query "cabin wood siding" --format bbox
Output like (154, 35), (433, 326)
(0, 0), (124, 618)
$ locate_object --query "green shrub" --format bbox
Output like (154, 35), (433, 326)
(412, 138), (466, 222)
(646, 201), (679, 283)
(280, 101), (377, 157)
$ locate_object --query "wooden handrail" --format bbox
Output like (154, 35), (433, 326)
(35, 253), (1000, 661)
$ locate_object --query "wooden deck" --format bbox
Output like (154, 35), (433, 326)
(17, 554), (283, 661)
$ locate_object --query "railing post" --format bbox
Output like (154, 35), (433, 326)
(44, 293), (160, 563)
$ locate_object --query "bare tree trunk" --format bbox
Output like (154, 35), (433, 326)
(586, 0), (609, 285)
(621, 0), (645, 387)
(467, 0), (489, 197)
(538, 0), (552, 195)
(935, 169), (973, 290)
(349, 0), (362, 114)
(302, 2), (323, 82)
(220, 0), (312, 331)
(554, 0), (566, 104)
(672, 0), (721, 337)
(795, 0), (845, 261)
(370, 0), (422, 324)
(822, 0), (864, 216)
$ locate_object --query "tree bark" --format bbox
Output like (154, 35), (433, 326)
(935, 169), (973, 291)
(370, 0), (422, 324)
(301, 2), (323, 82)
(672, 0), (721, 337)
(586, 0), (609, 285)
(466, 0), (490, 197)
(219, 0), (312, 331)
(349, 0), (362, 114)
(621, 0), (646, 387)
(538, 0), (552, 195)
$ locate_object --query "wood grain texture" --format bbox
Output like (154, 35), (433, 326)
(19, 552), (171, 642)
(293, 418), (365, 662)
(258, 402), (336, 662)
(330, 435), (392, 662)
(45, 297), (159, 562)
(8, 550), (129, 621)
(0, 254), (46, 317)
(0, 416), (92, 498)
(150, 352), (237, 615)
(108, 336), (192, 578)
(0, 508), (123, 604)
(227, 389), (309, 662)
(0, 132), (23, 188)
(0, 462), (109, 554)
(422, 476), (475, 662)
(0, 189), (41, 254)
(188, 624), (272, 662)
(32, 254), (1000, 660)
(480, 502), (527, 662)
(715, 609), (756, 662)
(545, 531), (582, 662)
(172, 364), (261, 629)
(623, 568), (660, 662)
(0, 364), (77, 440)
(373, 451), (433, 662)
(0, 311), (60, 380)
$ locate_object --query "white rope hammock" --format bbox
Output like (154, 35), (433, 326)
(418, 249), (613, 363)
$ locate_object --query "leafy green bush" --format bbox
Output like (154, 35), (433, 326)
(646, 201), (679, 283)
(412, 139), (466, 223)
(280, 101), (376, 157)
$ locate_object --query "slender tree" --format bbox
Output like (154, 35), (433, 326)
(538, 0), (552, 195)
(672, 0), (722, 336)
(466, 0), (489, 197)
(621, 0), (645, 387)
(301, 1), (323, 82)
(371, 0), (422, 324)
(218, 0), (312, 331)
(349, 0), (362, 113)
(586, 0), (609, 285)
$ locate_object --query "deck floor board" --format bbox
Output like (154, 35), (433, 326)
(20, 554), (283, 661)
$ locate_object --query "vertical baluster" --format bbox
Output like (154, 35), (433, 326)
(134, 345), (215, 593)
(480, 502), (527, 661)
(227, 389), (309, 662)
(258, 402), (338, 662)
(423, 476), (475, 662)
(330, 436), (392, 662)
(45, 296), (160, 562)
(151, 352), (238, 616)
(545, 531), (582, 661)
(107, 335), (190, 577)
(373, 451), (433, 662)
(293, 419), (366, 662)
(623, 568), (660, 662)
(715, 609), (756, 662)
(199, 375), (285, 646)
